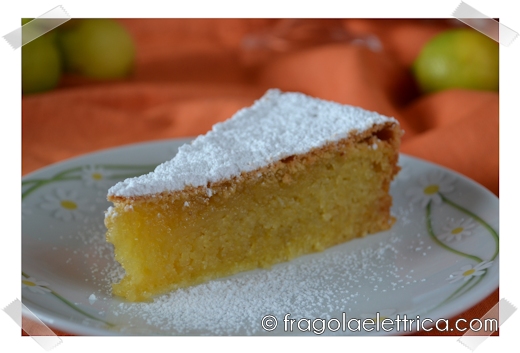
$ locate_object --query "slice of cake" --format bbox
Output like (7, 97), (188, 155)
(105, 89), (401, 301)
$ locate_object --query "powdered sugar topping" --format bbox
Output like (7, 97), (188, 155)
(108, 89), (396, 197)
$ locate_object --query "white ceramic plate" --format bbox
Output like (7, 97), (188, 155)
(21, 139), (499, 336)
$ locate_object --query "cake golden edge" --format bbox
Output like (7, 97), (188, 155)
(107, 122), (400, 205)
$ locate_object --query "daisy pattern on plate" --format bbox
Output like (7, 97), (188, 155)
(438, 218), (476, 242)
(405, 171), (455, 207)
(82, 165), (112, 189)
(22, 275), (51, 295)
(447, 261), (493, 283)
(40, 189), (90, 221)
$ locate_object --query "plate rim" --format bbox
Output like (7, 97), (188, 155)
(21, 138), (499, 336)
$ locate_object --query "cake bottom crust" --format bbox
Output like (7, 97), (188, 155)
(106, 123), (401, 301)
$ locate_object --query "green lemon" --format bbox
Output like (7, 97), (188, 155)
(58, 19), (135, 79)
(413, 28), (499, 93)
(22, 30), (62, 94)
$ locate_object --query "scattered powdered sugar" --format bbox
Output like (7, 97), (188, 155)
(60, 192), (424, 335)
(105, 206), (117, 220)
(89, 293), (97, 305)
(109, 89), (397, 197)
(111, 236), (410, 335)
(63, 201), (423, 335)
(70, 220), (125, 296)
(45, 159), (435, 335)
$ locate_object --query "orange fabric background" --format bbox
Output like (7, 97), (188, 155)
(22, 19), (498, 336)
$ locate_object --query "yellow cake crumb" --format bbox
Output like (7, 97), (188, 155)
(105, 123), (400, 301)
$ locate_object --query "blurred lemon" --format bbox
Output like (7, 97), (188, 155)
(22, 30), (62, 94)
(58, 19), (135, 79)
(413, 28), (499, 93)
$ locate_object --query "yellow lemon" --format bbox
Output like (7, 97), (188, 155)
(58, 19), (135, 79)
(413, 28), (498, 93)
(22, 30), (62, 94)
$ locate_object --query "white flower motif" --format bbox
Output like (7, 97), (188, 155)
(22, 276), (51, 294)
(40, 189), (90, 221)
(438, 218), (476, 242)
(82, 165), (112, 189)
(405, 171), (455, 207)
(447, 261), (493, 283)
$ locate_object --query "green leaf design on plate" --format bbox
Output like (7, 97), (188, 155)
(22, 164), (156, 200)
(421, 186), (498, 310)
(22, 271), (114, 327)
(22, 163), (159, 328)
